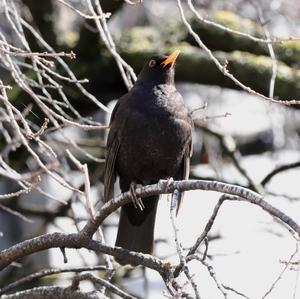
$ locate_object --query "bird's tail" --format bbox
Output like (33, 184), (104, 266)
(115, 196), (158, 265)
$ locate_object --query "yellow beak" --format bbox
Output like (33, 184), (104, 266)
(161, 50), (181, 67)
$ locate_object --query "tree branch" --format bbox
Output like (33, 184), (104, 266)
(0, 265), (107, 295)
(0, 232), (166, 274)
(261, 161), (300, 186)
(0, 286), (101, 299)
(71, 273), (137, 299)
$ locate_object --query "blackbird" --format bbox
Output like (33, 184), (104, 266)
(104, 50), (193, 265)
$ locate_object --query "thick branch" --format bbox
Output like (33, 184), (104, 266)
(0, 286), (100, 299)
(0, 233), (165, 273)
(0, 265), (106, 295)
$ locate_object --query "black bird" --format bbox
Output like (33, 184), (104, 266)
(104, 50), (193, 265)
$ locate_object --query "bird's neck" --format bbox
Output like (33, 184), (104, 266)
(136, 72), (175, 86)
(135, 78), (175, 89)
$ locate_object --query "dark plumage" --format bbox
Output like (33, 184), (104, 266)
(104, 50), (193, 265)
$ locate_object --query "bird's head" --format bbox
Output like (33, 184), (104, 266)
(137, 50), (180, 85)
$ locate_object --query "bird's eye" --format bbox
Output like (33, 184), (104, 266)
(148, 59), (156, 68)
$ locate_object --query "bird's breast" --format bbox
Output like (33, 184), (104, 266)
(116, 103), (191, 183)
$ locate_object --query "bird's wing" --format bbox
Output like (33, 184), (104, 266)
(103, 100), (122, 203)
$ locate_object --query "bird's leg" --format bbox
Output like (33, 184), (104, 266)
(129, 182), (145, 210)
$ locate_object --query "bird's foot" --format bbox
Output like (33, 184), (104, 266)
(159, 177), (174, 192)
(166, 177), (174, 188)
(130, 182), (145, 210)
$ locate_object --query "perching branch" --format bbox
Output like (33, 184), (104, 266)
(82, 179), (300, 238)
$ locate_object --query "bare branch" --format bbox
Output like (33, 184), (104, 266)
(71, 273), (137, 299)
(170, 190), (201, 299)
(57, 0), (111, 20)
(0, 232), (166, 274)
(0, 265), (107, 295)
(262, 243), (299, 298)
(0, 286), (101, 299)
(0, 176), (40, 201)
(0, 203), (34, 224)
(261, 161), (300, 186)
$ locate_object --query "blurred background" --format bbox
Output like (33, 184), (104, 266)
(0, 0), (300, 298)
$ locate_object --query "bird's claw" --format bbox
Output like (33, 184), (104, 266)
(130, 182), (144, 210)
(166, 177), (174, 188)
(159, 177), (174, 192)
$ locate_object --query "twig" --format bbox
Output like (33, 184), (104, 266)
(0, 176), (40, 201)
(57, 0), (111, 20)
(185, 253), (229, 298)
(262, 243), (299, 298)
(71, 273), (137, 299)
(19, 15), (110, 112)
(188, 195), (225, 256)
(170, 189), (201, 299)
(222, 285), (251, 299)
(197, 124), (263, 193)
(261, 161), (300, 186)
(202, 259), (228, 298)
(190, 102), (208, 115)
(256, 5), (277, 99)
(0, 203), (34, 224)
(0, 47), (76, 60)
(66, 149), (114, 291)
(0, 73), (82, 193)
(193, 112), (231, 122)
(86, 0), (136, 90)
(27, 118), (49, 139)
(174, 195), (225, 277)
